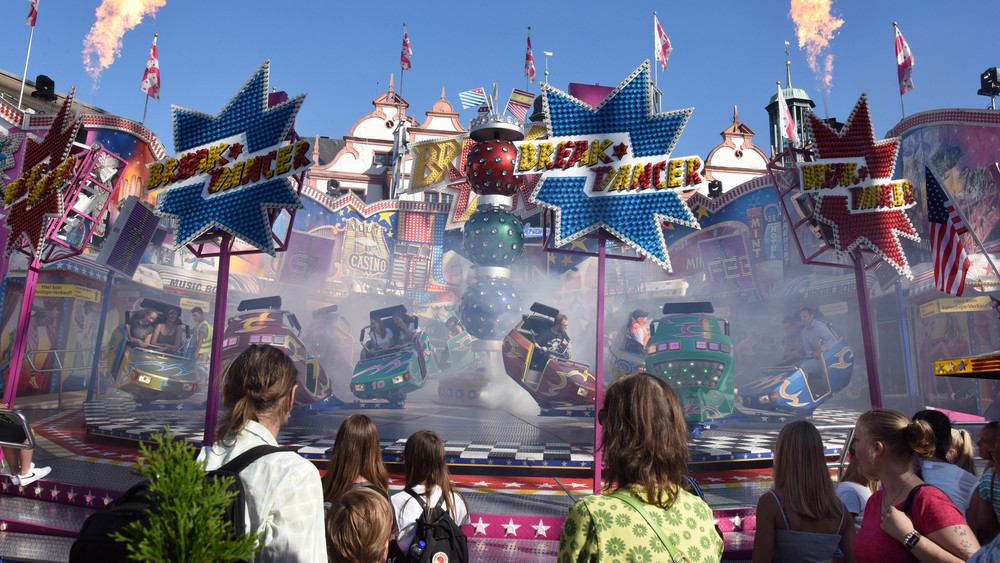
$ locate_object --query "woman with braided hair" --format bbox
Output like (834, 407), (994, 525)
(197, 344), (325, 562)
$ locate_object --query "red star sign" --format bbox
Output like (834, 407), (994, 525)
(804, 94), (919, 276)
(3, 89), (83, 259)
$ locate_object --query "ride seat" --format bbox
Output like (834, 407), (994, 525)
(805, 362), (832, 400)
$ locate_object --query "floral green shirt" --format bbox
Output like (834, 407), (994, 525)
(558, 487), (723, 563)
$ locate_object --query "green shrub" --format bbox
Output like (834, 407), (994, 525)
(112, 428), (261, 562)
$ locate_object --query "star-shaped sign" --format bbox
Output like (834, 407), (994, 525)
(532, 519), (551, 537)
(802, 94), (919, 276)
(155, 61), (308, 255)
(524, 61), (700, 271)
(502, 518), (521, 537)
(471, 517), (490, 535)
(3, 89), (82, 259)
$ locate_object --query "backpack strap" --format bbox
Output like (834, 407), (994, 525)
(608, 491), (684, 561)
(218, 444), (299, 475)
(900, 483), (930, 515)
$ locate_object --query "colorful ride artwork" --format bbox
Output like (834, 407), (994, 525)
(644, 302), (736, 423)
(105, 299), (198, 400)
(220, 296), (333, 404)
(350, 305), (430, 406)
(502, 303), (596, 411)
(740, 325), (854, 417)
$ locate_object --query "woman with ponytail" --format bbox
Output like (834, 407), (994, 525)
(197, 344), (325, 562)
(853, 408), (979, 563)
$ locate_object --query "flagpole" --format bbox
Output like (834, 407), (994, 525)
(526, 27), (531, 91)
(18, 25), (36, 110)
(142, 96), (149, 125)
(894, 23), (906, 119)
(653, 12), (658, 91)
(929, 166), (1000, 284)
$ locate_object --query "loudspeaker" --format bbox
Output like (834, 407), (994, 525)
(31, 75), (57, 102)
(708, 180), (723, 198)
(96, 196), (160, 278)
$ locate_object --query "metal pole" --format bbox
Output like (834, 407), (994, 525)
(17, 26), (35, 110)
(895, 279), (917, 413)
(202, 235), (232, 447)
(141, 96), (149, 126)
(2, 259), (40, 406)
(593, 233), (606, 495)
(85, 270), (114, 402)
(853, 249), (882, 407)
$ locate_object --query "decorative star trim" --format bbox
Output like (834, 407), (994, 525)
(502, 518), (521, 537)
(471, 517), (490, 535)
(0, 132), (24, 178)
(156, 61), (307, 255)
(803, 94), (919, 277)
(532, 519), (551, 537)
(530, 61), (699, 271)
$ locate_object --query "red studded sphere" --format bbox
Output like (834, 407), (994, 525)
(464, 139), (522, 197)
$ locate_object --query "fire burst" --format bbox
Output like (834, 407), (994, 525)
(82, 0), (167, 81)
(789, 0), (844, 93)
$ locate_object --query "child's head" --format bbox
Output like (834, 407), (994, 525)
(326, 488), (392, 563)
(774, 419), (841, 520)
(323, 414), (388, 503)
(403, 430), (458, 514)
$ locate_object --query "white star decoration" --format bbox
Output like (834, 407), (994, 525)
(538, 482), (555, 488)
(473, 480), (490, 487)
(472, 517), (490, 535)
(503, 518), (521, 537)
(532, 519), (551, 537)
(730, 515), (743, 530)
(504, 481), (523, 488)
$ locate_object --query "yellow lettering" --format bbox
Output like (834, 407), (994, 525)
(162, 158), (178, 183)
(589, 139), (613, 165)
(147, 162), (164, 190)
(609, 165), (633, 191)
(841, 162), (859, 187)
(275, 145), (294, 175)
(858, 185), (880, 209)
(536, 143), (554, 170)
(518, 144), (537, 171)
(667, 159), (683, 188)
(892, 183), (905, 207)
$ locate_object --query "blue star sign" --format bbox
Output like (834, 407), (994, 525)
(149, 61), (310, 255)
(515, 61), (702, 271)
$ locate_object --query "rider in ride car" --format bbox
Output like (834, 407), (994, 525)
(535, 313), (571, 360)
(127, 309), (158, 348)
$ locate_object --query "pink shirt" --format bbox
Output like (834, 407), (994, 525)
(855, 486), (967, 563)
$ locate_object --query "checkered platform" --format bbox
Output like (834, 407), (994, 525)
(84, 399), (858, 470)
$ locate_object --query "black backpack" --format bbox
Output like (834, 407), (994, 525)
(69, 444), (293, 562)
(401, 488), (468, 563)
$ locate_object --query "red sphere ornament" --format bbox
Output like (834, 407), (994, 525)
(465, 139), (522, 196)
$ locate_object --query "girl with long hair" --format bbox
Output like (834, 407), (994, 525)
(558, 372), (723, 562)
(948, 428), (977, 476)
(837, 438), (877, 531)
(150, 306), (183, 353)
(390, 430), (469, 554)
(853, 408), (978, 563)
(321, 414), (389, 507)
(197, 344), (325, 562)
(753, 420), (855, 562)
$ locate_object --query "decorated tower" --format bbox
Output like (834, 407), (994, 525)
(458, 114), (525, 353)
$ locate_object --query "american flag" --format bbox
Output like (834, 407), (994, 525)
(27, 0), (38, 27)
(505, 88), (535, 121)
(139, 35), (160, 102)
(400, 28), (413, 70)
(895, 24), (914, 95)
(525, 34), (536, 84)
(654, 14), (672, 71)
(926, 167), (970, 296)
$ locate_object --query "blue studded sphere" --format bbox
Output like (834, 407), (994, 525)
(462, 206), (525, 267)
(459, 277), (523, 340)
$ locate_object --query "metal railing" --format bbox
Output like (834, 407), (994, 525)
(19, 347), (95, 409)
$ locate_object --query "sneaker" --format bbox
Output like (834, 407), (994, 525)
(18, 465), (50, 487)
(10, 473), (19, 486)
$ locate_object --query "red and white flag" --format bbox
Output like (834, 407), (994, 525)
(400, 29), (413, 70)
(926, 168), (970, 296)
(27, 0), (38, 26)
(654, 14), (672, 71)
(776, 84), (799, 142)
(139, 35), (160, 102)
(525, 35), (536, 84)
(895, 25), (915, 95)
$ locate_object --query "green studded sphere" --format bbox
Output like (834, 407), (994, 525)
(462, 206), (525, 267)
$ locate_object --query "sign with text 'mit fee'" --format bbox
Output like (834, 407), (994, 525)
(516, 61), (701, 272)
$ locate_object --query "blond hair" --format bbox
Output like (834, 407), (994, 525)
(774, 420), (842, 519)
(857, 408), (935, 462)
(949, 428), (976, 475)
(326, 488), (392, 563)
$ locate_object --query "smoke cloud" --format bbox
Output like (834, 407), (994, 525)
(82, 0), (167, 81)
(789, 0), (844, 93)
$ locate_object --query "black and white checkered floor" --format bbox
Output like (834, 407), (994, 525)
(84, 397), (858, 469)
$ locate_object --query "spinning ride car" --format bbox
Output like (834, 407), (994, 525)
(502, 302), (596, 410)
(105, 299), (197, 400)
(740, 323), (854, 416)
(301, 304), (354, 376)
(350, 305), (429, 406)
(643, 302), (736, 423)
(221, 296), (332, 404)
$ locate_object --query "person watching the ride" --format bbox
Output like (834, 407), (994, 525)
(392, 312), (417, 345)
(1, 403), (52, 487)
(151, 306), (183, 354)
(779, 315), (805, 364)
(911, 409), (977, 514)
(800, 307), (837, 358)
(626, 309), (650, 355)
(322, 414), (390, 510)
(535, 313), (571, 360)
(364, 317), (394, 358)
(127, 308), (158, 348)
(198, 344), (326, 562)
(326, 487), (394, 563)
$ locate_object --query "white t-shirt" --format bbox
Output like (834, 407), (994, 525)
(921, 459), (978, 514)
(391, 484), (470, 553)
(836, 480), (873, 531)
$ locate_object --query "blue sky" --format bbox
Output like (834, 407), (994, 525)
(1, 1), (997, 160)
